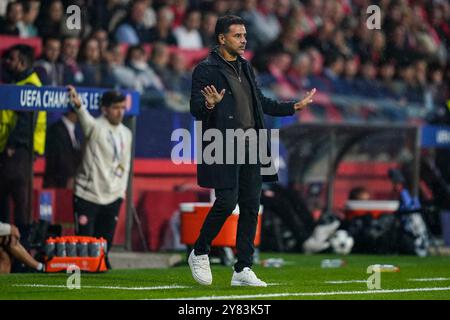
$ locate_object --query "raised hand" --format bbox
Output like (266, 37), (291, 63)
(67, 85), (82, 109)
(201, 85), (226, 109)
(294, 88), (317, 111)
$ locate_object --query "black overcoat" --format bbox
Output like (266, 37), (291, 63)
(190, 49), (295, 188)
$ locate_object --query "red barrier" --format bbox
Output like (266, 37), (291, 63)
(0, 36), (42, 58)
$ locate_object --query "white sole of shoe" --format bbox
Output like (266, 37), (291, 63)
(231, 280), (267, 287)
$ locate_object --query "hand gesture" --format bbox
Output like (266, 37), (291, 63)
(294, 88), (316, 112)
(67, 85), (82, 109)
(201, 85), (225, 109)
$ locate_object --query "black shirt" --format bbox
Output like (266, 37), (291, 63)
(223, 58), (255, 130)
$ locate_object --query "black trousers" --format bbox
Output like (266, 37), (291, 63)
(0, 148), (32, 226)
(194, 142), (262, 272)
(73, 196), (123, 254)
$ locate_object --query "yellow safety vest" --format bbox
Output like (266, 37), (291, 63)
(0, 72), (47, 155)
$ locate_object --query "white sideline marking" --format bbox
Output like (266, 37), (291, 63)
(408, 278), (450, 282)
(155, 286), (450, 300)
(326, 280), (368, 284)
(13, 284), (190, 291)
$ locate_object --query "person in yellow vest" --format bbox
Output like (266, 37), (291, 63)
(0, 45), (46, 243)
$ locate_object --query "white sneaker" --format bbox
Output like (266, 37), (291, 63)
(302, 237), (330, 253)
(314, 220), (340, 243)
(188, 250), (212, 285)
(231, 267), (267, 287)
(302, 220), (340, 253)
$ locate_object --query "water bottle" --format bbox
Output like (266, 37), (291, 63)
(321, 259), (345, 268)
(66, 238), (77, 257)
(88, 240), (101, 257)
(77, 239), (89, 257)
(99, 238), (107, 254)
(368, 264), (400, 272)
(262, 258), (284, 268)
(45, 238), (56, 258)
(55, 239), (66, 257)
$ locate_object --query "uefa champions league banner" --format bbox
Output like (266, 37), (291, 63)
(0, 84), (140, 115)
(421, 125), (450, 149)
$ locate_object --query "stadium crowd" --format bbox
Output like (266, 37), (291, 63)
(0, 0), (448, 117)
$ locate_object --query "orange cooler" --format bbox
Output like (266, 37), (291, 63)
(180, 202), (262, 247)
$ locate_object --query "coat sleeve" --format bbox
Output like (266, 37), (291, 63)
(74, 105), (96, 138)
(249, 66), (296, 117)
(190, 64), (216, 121)
(6, 111), (36, 150)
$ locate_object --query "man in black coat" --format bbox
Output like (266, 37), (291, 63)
(43, 110), (81, 189)
(188, 15), (316, 286)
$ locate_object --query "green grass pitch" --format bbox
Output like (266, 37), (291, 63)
(1, 253), (450, 300)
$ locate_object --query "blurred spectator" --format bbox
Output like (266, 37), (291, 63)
(44, 110), (82, 189)
(90, 0), (127, 33)
(35, 36), (64, 86)
(0, 45), (46, 248)
(258, 50), (297, 100)
(20, 0), (40, 38)
(336, 55), (359, 95)
(61, 35), (84, 85)
(109, 42), (137, 90)
(148, 5), (177, 45)
(395, 61), (424, 104)
(306, 47), (324, 77)
(309, 51), (344, 92)
(239, 0), (259, 51)
(200, 11), (218, 49)
(173, 9), (203, 49)
(122, 44), (166, 107)
(288, 52), (312, 91)
(114, 0), (151, 44)
(142, 0), (156, 29)
(378, 59), (399, 98)
(210, 0), (232, 17)
(301, 18), (337, 56)
(148, 41), (171, 85)
(164, 51), (192, 112)
(424, 62), (447, 111)
(0, 1), (24, 36)
(247, 0), (281, 50)
(166, 51), (191, 93)
(170, 0), (188, 28)
(348, 186), (371, 201)
(91, 28), (110, 61)
(36, 0), (64, 38)
(354, 59), (382, 98)
(78, 37), (111, 87)
(265, 22), (300, 57)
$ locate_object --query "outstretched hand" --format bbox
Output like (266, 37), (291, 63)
(67, 85), (82, 109)
(294, 88), (317, 112)
(201, 85), (225, 109)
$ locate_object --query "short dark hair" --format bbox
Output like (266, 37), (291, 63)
(8, 44), (35, 68)
(349, 186), (369, 200)
(101, 90), (126, 108)
(214, 15), (245, 44)
(6, 1), (22, 15)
